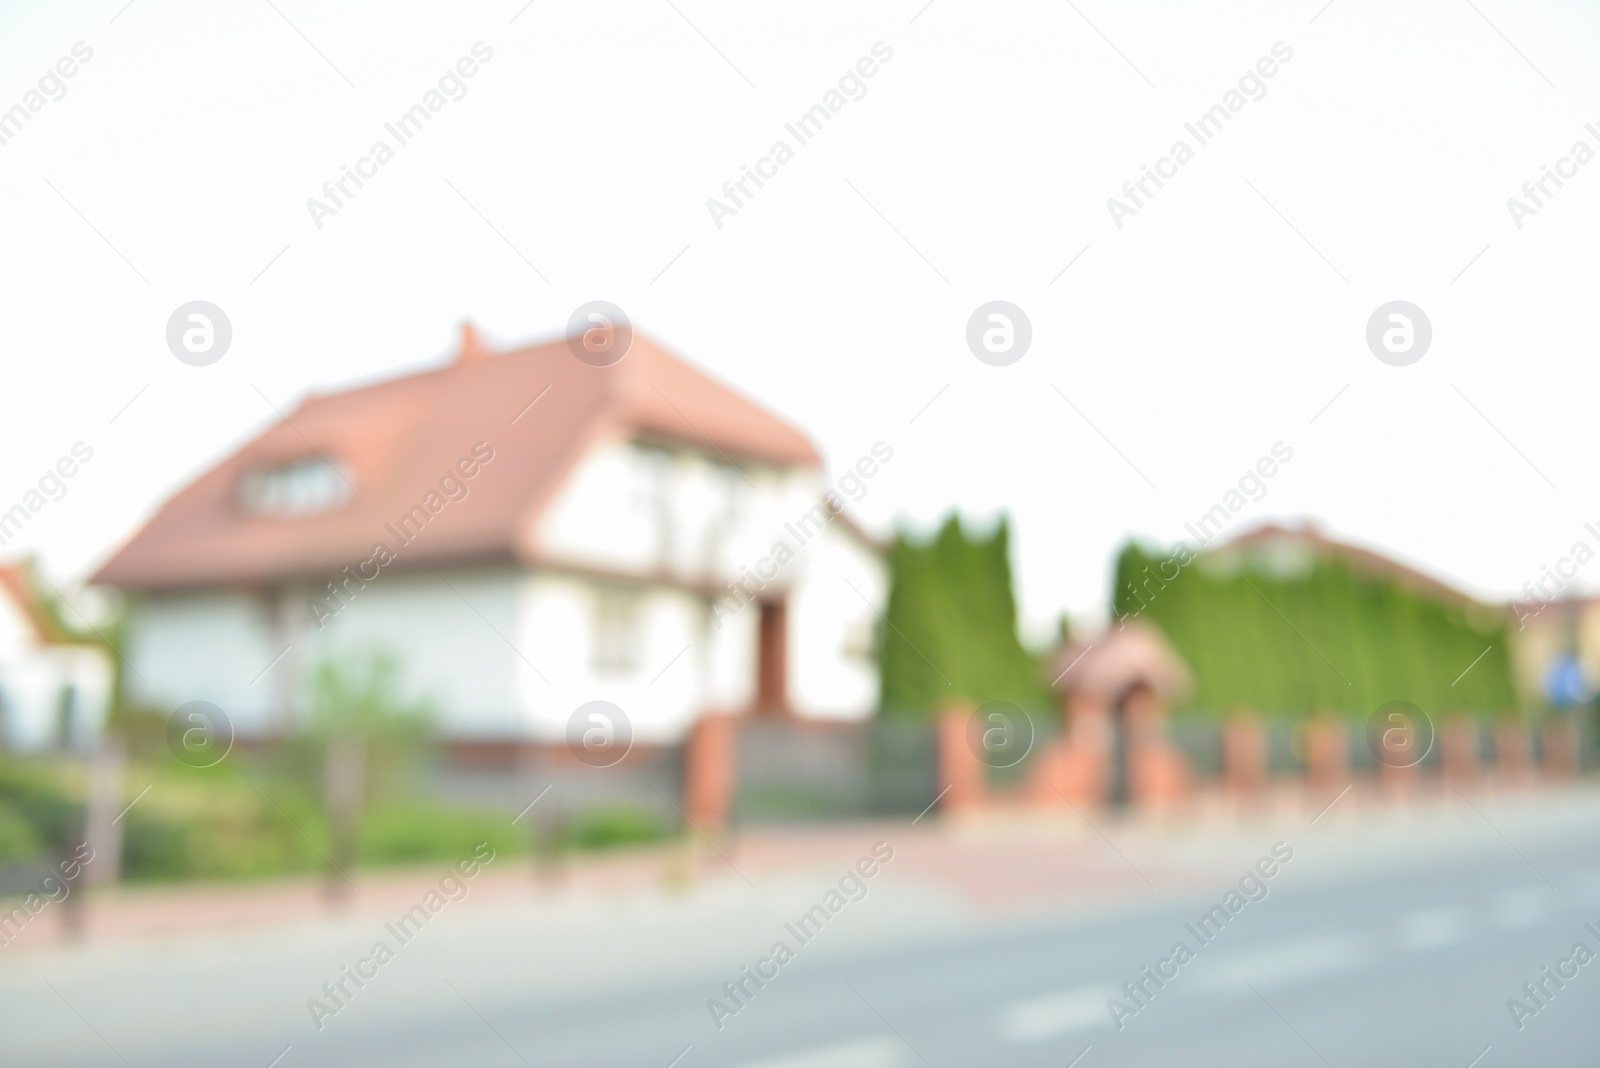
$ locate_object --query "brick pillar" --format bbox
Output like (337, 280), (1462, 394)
(1439, 713), (1478, 787)
(1026, 697), (1108, 808)
(1378, 751), (1420, 795)
(1133, 746), (1190, 807)
(1542, 717), (1579, 780)
(1494, 718), (1532, 786)
(1124, 686), (1187, 807)
(1224, 710), (1267, 798)
(685, 712), (737, 832)
(1304, 713), (1348, 791)
(938, 705), (985, 813)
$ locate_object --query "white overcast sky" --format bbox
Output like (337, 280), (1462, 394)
(2, 0), (1598, 645)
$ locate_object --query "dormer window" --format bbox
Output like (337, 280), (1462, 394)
(239, 456), (351, 515)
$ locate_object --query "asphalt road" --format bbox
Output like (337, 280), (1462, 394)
(5, 798), (1599, 1067)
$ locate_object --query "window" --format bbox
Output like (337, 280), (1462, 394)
(239, 456), (352, 515)
(592, 587), (642, 675)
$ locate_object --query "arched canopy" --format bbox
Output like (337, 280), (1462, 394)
(1048, 620), (1193, 705)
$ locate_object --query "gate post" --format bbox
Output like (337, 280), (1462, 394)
(686, 712), (738, 832)
(938, 704), (985, 815)
(1542, 716), (1579, 780)
(1493, 716), (1532, 787)
(1440, 712), (1478, 788)
(1304, 711), (1348, 794)
(1224, 709), (1267, 800)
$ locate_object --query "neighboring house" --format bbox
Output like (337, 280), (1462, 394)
(0, 563), (113, 751)
(1506, 595), (1600, 711)
(91, 325), (887, 751)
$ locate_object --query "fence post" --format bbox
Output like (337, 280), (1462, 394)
(1124, 684), (1187, 810)
(1304, 712), (1348, 792)
(1493, 716), (1532, 787)
(1439, 712), (1478, 788)
(936, 704), (987, 815)
(1224, 709), (1266, 799)
(686, 712), (738, 833)
(1542, 716), (1578, 780)
(1378, 748), (1420, 796)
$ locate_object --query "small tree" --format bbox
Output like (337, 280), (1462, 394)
(306, 652), (432, 900)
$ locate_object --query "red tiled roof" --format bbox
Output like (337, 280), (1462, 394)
(1217, 521), (1475, 606)
(1048, 619), (1194, 702)
(0, 563), (61, 643)
(92, 326), (821, 592)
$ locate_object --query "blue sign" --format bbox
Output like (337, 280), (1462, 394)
(1544, 653), (1588, 708)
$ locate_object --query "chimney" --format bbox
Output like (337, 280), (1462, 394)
(456, 320), (491, 365)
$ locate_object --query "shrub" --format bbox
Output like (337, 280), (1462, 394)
(357, 802), (523, 866)
(561, 805), (668, 851)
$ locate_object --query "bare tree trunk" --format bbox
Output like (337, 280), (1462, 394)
(323, 734), (365, 905)
(82, 735), (127, 888)
(58, 814), (87, 942)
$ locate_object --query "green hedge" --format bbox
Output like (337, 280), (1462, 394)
(1112, 540), (1516, 717)
(357, 801), (525, 866)
(880, 514), (1050, 716)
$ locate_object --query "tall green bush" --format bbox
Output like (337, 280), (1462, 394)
(1111, 540), (1516, 717)
(880, 514), (1049, 716)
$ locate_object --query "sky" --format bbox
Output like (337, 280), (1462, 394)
(2, 0), (1598, 646)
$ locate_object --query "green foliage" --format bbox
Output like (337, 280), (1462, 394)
(0, 754), (81, 852)
(308, 652), (433, 741)
(1112, 540), (1517, 717)
(0, 800), (44, 860)
(306, 651), (435, 803)
(0, 747), (671, 885)
(120, 766), (327, 882)
(559, 805), (667, 851)
(357, 801), (524, 866)
(880, 514), (1050, 716)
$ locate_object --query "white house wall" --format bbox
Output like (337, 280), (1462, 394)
(126, 566), (747, 744)
(706, 588), (757, 713)
(0, 646), (112, 751)
(0, 658), (61, 748)
(0, 581), (117, 751)
(124, 591), (278, 732)
(516, 572), (714, 744)
(300, 568), (524, 737)
(787, 522), (885, 720)
(534, 443), (662, 574)
(537, 437), (886, 721)
(535, 438), (823, 595)
(0, 588), (33, 664)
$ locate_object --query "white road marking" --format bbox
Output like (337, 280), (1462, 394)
(997, 984), (1115, 1042)
(735, 1036), (902, 1068)
(1396, 905), (1471, 951)
(1194, 932), (1377, 993)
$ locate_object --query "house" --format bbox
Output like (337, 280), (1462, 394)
(91, 324), (887, 755)
(0, 562), (113, 752)
(1506, 594), (1600, 711)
